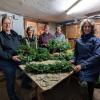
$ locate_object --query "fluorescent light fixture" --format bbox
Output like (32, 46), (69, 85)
(67, 0), (100, 15)
(52, 0), (79, 13)
(65, 0), (79, 11)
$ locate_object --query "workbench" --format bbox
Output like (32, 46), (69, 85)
(19, 64), (83, 100)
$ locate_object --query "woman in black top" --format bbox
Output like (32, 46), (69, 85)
(0, 16), (21, 100)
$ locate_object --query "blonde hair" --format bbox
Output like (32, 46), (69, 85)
(80, 18), (96, 34)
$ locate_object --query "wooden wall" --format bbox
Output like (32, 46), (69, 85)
(24, 18), (57, 37)
(95, 19), (100, 38)
(66, 24), (81, 48)
(24, 18), (47, 36)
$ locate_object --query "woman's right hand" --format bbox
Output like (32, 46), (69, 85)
(74, 65), (81, 72)
(12, 55), (21, 62)
(70, 60), (75, 64)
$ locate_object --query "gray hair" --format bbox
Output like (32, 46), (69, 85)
(2, 16), (11, 24)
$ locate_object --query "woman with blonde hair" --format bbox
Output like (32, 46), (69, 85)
(72, 18), (100, 100)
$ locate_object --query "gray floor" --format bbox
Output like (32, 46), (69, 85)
(0, 78), (100, 100)
(0, 78), (34, 100)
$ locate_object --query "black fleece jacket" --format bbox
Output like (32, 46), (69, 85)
(0, 30), (21, 60)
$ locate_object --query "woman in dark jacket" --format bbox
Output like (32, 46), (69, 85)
(73, 19), (100, 100)
(0, 16), (21, 100)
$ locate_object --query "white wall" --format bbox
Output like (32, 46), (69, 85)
(12, 15), (24, 36)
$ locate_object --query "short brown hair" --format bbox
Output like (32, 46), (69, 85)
(44, 24), (49, 29)
(2, 16), (11, 24)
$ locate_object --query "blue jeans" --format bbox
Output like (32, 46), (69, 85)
(0, 60), (20, 100)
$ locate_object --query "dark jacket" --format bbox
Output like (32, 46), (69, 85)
(38, 32), (52, 47)
(73, 34), (100, 82)
(0, 30), (21, 61)
(23, 35), (36, 48)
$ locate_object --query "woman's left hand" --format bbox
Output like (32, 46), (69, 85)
(74, 65), (81, 72)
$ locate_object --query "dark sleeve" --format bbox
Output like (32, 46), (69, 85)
(80, 38), (100, 69)
(0, 44), (12, 60)
(32, 35), (35, 41)
(72, 40), (78, 65)
(12, 30), (22, 42)
(38, 35), (42, 47)
(21, 37), (27, 45)
(18, 35), (23, 42)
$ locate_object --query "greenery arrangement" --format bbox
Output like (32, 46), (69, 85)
(35, 48), (50, 61)
(17, 45), (50, 63)
(49, 50), (73, 61)
(17, 44), (36, 64)
(17, 41), (73, 74)
(47, 39), (71, 53)
(47, 39), (58, 53)
(25, 61), (73, 74)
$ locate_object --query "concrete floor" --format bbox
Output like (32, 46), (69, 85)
(0, 78), (35, 100)
(0, 78), (100, 100)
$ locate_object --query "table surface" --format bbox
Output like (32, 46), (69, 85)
(19, 65), (73, 91)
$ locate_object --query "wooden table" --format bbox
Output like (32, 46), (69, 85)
(19, 65), (73, 91)
(19, 65), (83, 100)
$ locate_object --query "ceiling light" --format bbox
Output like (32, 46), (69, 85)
(65, 0), (80, 12)
(67, 0), (100, 15)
